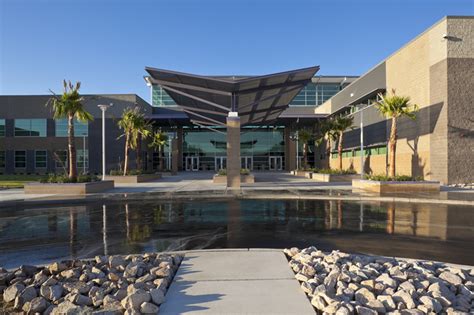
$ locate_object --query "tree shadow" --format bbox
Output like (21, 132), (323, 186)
(161, 256), (225, 313)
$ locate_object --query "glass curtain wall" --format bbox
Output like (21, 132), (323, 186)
(182, 126), (285, 171)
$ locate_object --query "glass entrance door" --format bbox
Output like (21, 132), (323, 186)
(268, 156), (283, 171)
(215, 156), (227, 171)
(241, 156), (253, 170)
(185, 156), (199, 171)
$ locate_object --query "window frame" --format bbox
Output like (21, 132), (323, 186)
(14, 119), (47, 137)
(14, 150), (27, 168)
(35, 150), (48, 169)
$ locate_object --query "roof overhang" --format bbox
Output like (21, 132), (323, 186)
(145, 66), (319, 126)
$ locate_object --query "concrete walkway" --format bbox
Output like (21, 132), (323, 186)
(1, 172), (473, 206)
(160, 249), (314, 315)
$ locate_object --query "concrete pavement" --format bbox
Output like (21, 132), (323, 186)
(160, 249), (315, 315)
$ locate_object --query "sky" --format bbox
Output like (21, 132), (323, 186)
(1, 0), (472, 101)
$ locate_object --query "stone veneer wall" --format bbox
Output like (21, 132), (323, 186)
(446, 18), (474, 184)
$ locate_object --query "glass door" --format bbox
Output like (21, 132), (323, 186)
(185, 156), (200, 171)
(268, 156), (283, 171)
(214, 156), (227, 171)
(241, 156), (253, 170)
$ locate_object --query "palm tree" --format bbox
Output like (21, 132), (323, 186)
(315, 119), (337, 161)
(298, 129), (312, 170)
(117, 107), (148, 175)
(134, 115), (151, 171)
(149, 130), (169, 171)
(47, 80), (93, 181)
(333, 116), (354, 170)
(374, 89), (418, 177)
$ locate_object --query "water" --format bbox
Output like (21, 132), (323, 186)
(0, 199), (473, 269)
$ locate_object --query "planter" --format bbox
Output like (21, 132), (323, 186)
(213, 174), (255, 184)
(352, 179), (440, 193)
(24, 180), (114, 195)
(292, 170), (313, 177)
(106, 174), (162, 184)
(311, 173), (359, 182)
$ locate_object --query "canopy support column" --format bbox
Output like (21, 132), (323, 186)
(226, 112), (241, 189)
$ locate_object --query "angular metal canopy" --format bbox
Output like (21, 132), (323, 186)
(145, 66), (319, 126)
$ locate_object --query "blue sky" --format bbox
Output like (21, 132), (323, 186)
(1, 0), (472, 101)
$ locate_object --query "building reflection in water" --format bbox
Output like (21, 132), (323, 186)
(0, 199), (473, 268)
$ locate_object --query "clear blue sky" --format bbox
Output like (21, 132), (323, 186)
(1, 0), (472, 101)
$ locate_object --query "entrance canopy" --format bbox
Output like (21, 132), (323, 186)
(145, 66), (319, 126)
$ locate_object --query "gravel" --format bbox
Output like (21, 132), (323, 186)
(284, 246), (474, 314)
(0, 253), (183, 314)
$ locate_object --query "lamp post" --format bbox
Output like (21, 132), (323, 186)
(290, 131), (299, 170)
(98, 103), (113, 180)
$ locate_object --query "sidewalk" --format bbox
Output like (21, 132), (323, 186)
(160, 249), (314, 314)
(0, 172), (473, 206)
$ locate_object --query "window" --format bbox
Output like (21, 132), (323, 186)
(152, 85), (176, 106)
(290, 83), (342, 107)
(0, 119), (5, 137)
(54, 150), (68, 169)
(15, 151), (26, 168)
(0, 151), (5, 168)
(77, 149), (89, 169)
(14, 119), (46, 137)
(55, 119), (88, 137)
(35, 150), (47, 168)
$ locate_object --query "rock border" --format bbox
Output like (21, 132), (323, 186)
(1, 253), (183, 314)
(284, 247), (474, 314)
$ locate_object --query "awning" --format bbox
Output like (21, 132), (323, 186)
(145, 66), (319, 126)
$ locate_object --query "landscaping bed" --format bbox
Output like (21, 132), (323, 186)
(311, 173), (359, 183)
(0, 253), (183, 314)
(24, 181), (114, 195)
(352, 179), (440, 193)
(107, 174), (162, 184)
(284, 246), (474, 314)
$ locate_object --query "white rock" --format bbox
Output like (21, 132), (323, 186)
(3, 283), (25, 303)
(23, 296), (48, 313)
(378, 295), (397, 311)
(356, 305), (378, 315)
(121, 290), (151, 309)
(140, 301), (159, 313)
(419, 295), (443, 313)
(439, 271), (463, 286)
(355, 287), (376, 305)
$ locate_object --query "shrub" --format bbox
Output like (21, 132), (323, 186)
(314, 168), (356, 175)
(216, 169), (250, 176)
(40, 173), (99, 183)
(364, 174), (422, 182)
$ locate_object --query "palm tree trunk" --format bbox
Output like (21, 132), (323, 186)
(338, 131), (343, 170)
(303, 143), (308, 169)
(124, 133), (130, 176)
(136, 135), (142, 171)
(158, 145), (163, 171)
(68, 114), (77, 181)
(389, 116), (397, 178)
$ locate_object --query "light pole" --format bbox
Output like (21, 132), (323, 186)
(289, 131), (299, 170)
(98, 103), (113, 180)
(82, 134), (86, 175)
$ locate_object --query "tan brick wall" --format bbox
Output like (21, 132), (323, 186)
(383, 19), (448, 180)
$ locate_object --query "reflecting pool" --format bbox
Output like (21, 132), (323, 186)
(0, 199), (473, 268)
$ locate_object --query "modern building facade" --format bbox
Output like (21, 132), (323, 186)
(0, 16), (471, 185)
(0, 94), (153, 175)
(316, 16), (473, 184)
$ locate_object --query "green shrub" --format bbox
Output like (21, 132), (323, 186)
(40, 173), (99, 183)
(364, 174), (422, 182)
(314, 168), (356, 175)
(216, 168), (251, 176)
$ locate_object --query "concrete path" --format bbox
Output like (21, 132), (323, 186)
(160, 249), (314, 315)
(1, 172), (473, 205)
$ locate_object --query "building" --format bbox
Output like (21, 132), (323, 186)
(0, 16), (471, 185)
(0, 94), (153, 175)
(316, 16), (473, 184)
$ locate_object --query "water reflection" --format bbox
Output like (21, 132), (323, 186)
(0, 199), (472, 268)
